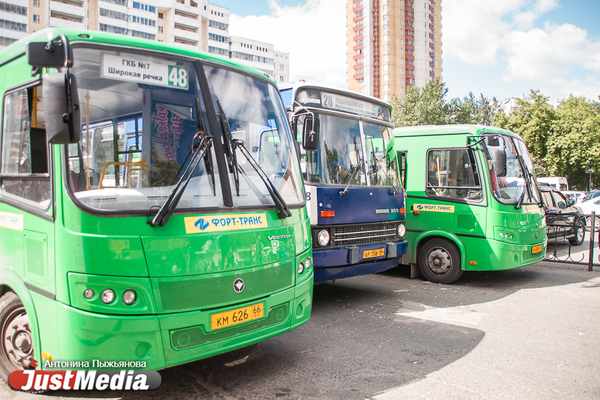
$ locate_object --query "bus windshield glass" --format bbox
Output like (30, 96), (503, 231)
(67, 47), (302, 212)
(483, 134), (540, 205)
(302, 114), (397, 187)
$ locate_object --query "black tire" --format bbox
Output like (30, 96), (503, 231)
(0, 292), (34, 384)
(569, 219), (586, 246)
(418, 239), (463, 284)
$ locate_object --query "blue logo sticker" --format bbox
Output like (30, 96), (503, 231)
(194, 218), (210, 231)
(417, 204), (423, 210)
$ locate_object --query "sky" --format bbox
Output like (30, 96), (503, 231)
(213, 0), (600, 103)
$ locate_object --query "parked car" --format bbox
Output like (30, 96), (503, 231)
(582, 190), (600, 203)
(563, 190), (586, 204)
(577, 197), (600, 231)
(539, 187), (586, 245)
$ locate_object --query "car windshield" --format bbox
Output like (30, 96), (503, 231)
(300, 113), (398, 187)
(482, 134), (540, 205)
(66, 47), (303, 212)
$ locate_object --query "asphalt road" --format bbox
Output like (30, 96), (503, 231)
(2, 260), (599, 400)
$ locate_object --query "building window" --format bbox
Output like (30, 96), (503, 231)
(158, 26), (163, 33)
(383, 44), (389, 51)
(383, 34), (389, 41)
(33, 14), (40, 22)
(383, 74), (389, 81)
(33, 0), (40, 6)
(383, 64), (389, 71)
(383, 54), (389, 61)
(158, 12), (163, 18)
(383, 24), (389, 31)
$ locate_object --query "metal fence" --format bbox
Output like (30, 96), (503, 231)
(544, 211), (599, 271)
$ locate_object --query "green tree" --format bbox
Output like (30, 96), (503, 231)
(448, 92), (498, 125)
(391, 78), (449, 127)
(546, 95), (600, 190)
(495, 90), (557, 174)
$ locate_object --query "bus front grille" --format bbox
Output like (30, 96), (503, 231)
(153, 261), (294, 313)
(331, 222), (398, 247)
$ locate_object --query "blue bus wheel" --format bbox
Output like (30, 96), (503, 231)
(418, 239), (463, 284)
(0, 292), (34, 384)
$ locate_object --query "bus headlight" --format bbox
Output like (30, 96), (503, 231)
(317, 229), (330, 247)
(305, 258), (311, 270)
(100, 289), (116, 304)
(298, 262), (305, 274)
(122, 290), (137, 306)
(396, 223), (406, 238)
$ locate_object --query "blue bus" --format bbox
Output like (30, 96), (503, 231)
(280, 83), (407, 282)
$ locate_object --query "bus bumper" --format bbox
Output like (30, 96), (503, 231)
(474, 239), (547, 271)
(312, 240), (408, 282)
(51, 273), (312, 371)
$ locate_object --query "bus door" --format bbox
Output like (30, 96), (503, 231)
(409, 146), (487, 266)
(1, 83), (56, 324)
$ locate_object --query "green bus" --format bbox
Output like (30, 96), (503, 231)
(393, 125), (547, 283)
(0, 29), (313, 381)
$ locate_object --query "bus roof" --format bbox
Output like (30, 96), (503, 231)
(393, 124), (524, 140)
(0, 28), (275, 85)
(280, 81), (392, 111)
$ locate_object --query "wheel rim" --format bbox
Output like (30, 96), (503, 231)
(2, 306), (34, 370)
(426, 247), (452, 275)
(577, 226), (585, 242)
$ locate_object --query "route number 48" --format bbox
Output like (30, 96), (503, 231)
(168, 66), (188, 89)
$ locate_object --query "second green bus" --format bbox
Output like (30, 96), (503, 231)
(392, 125), (547, 283)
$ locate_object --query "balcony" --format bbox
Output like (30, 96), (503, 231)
(98, 15), (127, 28)
(174, 27), (199, 42)
(49, 0), (85, 18)
(49, 16), (84, 29)
(174, 13), (199, 29)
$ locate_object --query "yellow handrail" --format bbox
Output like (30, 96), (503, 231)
(98, 160), (147, 189)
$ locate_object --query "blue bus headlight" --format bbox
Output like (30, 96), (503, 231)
(317, 229), (330, 247)
(396, 223), (406, 238)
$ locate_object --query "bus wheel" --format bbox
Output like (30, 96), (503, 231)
(0, 292), (34, 383)
(418, 239), (463, 284)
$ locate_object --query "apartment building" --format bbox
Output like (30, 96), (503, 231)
(0, 0), (289, 81)
(229, 36), (290, 82)
(346, 0), (442, 101)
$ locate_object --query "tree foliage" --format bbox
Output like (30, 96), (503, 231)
(389, 81), (600, 189)
(390, 78), (449, 127)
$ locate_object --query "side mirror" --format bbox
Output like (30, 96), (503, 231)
(568, 199), (575, 206)
(494, 149), (507, 177)
(43, 72), (81, 144)
(27, 34), (72, 69)
(486, 135), (500, 147)
(302, 116), (319, 151)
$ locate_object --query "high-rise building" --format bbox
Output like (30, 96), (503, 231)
(346, 0), (442, 101)
(0, 0), (289, 82)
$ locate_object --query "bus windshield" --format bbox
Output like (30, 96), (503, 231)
(67, 47), (303, 212)
(302, 113), (398, 187)
(483, 134), (540, 205)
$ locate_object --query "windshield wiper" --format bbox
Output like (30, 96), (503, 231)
(214, 102), (290, 218)
(148, 137), (212, 227)
(339, 163), (362, 196)
(234, 139), (292, 219)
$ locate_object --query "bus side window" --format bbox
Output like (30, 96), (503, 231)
(426, 148), (482, 201)
(0, 86), (51, 207)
